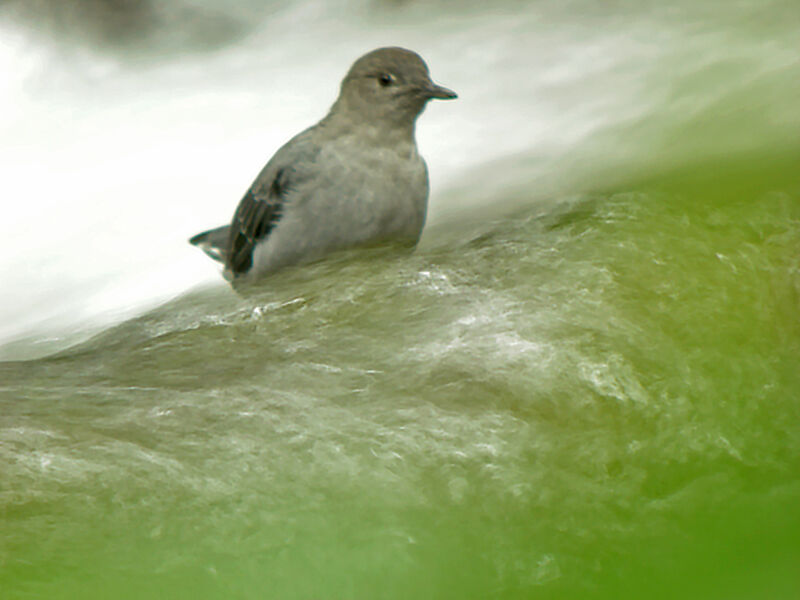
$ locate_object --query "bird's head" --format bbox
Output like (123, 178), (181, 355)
(330, 47), (457, 134)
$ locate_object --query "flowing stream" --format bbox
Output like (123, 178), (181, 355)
(1, 1), (799, 598)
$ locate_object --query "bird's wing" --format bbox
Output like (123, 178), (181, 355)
(225, 129), (320, 277)
(226, 166), (293, 277)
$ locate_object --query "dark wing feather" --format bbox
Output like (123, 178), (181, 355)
(226, 167), (291, 276)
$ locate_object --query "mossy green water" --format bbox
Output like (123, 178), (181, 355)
(2, 148), (798, 598)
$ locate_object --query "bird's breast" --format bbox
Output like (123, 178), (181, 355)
(304, 138), (428, 233)
(248, 138), (429, 277)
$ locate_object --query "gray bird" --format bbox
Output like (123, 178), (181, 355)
(189, 46), (456, 286)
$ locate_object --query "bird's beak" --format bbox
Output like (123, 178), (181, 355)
(425, 82), (458, 100)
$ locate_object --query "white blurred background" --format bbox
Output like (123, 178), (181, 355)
(1, 0), (797, 355)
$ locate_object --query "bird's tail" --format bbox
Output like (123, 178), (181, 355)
(189, 226), (230, 264)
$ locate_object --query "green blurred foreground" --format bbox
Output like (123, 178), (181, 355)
(2, 146), (798, 598)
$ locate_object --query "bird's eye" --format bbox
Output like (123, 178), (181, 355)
(378, 73), (395, 87)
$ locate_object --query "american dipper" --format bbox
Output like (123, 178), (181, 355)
(189, 47), (456, 285)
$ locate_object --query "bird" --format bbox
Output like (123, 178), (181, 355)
(189, 46), (456, 287)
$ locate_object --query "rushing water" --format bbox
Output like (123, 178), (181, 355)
(2, 1), (799, 598)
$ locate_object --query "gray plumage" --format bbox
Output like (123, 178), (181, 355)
(189, 47), (456, 284)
